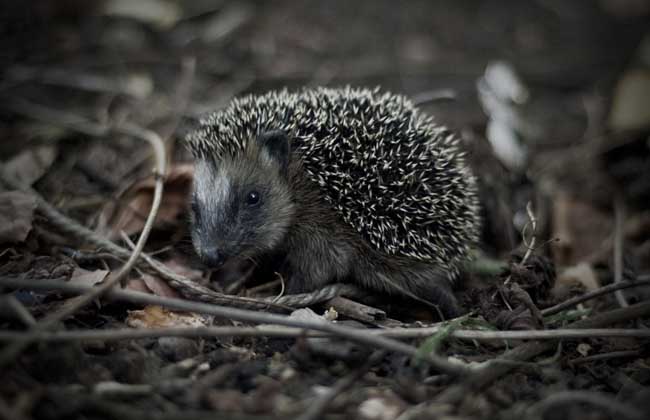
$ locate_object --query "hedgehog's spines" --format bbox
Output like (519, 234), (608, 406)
(187, 87), (480, 275)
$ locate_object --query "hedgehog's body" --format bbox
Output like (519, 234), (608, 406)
(187, 87), (480, 316)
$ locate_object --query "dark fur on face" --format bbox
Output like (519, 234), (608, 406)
(190, 131), (295, 267)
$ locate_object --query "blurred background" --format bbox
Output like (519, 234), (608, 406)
(1, 0), (650, 286)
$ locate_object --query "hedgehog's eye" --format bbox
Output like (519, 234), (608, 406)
(245, 190), (261, 207)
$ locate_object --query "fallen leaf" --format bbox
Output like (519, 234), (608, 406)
(69, 267), (109, 286)
(288, 308), (330, 324)
(97, 164), (194, 239)
(126, 274), (181, 298)
(2, 146), (57, 187)
(126, 305), (211, 328)
(139, 273), (181, 299)
(162, 258), (205, 283)
(0, 191), (37, 243)
(124, 277), (151, 294)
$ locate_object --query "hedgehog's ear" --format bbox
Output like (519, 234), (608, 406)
(257, 130), (290, 177)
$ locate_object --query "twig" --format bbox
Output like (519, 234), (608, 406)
(295, 350), (386, 420)
(527, 390), (644, 420)
(270, 272), (286, 304)
(246, 279), (282, 295)
(0, 324), (647, 343)
(0, 277), (469, 377)
(503, 202), (539, 287)
(497, 201), (538, 309)
(613, 197), (629, 308)
(324, 296), (386, 324)
(518, 201), (538, 269)
(541, 277), (650, 316)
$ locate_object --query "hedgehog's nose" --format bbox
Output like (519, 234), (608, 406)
(202, 248), (226, 268)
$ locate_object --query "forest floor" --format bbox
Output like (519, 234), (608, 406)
(1, 1), (650, 419)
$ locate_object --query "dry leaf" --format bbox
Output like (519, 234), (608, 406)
(124, 259), (202, 298)
(140, 273), (181, 298)
(97, 164), (193, 239)
(126, 274), (180, 298)
(2, 146), (57, 187)
(69, 267), (109, 286)
(0, 191), (37, 243)
(125, 277), (152, 294)
(162, 258), (205, 282)
(126, 305), (211, 329)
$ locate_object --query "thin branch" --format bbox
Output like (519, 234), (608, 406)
(519, 201), (538, 269)
(613, 197), (629, 308)
(0, 277), (470, 378)
(504, 201), (538, 287)
(497, 201), (538, 310)
(0, 326), (648, 343)
(541, 276), (650, 316)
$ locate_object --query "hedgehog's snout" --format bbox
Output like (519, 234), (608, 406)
(201, 246), (227, 268)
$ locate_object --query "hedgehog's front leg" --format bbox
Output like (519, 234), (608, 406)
(282, 223), (356, 294)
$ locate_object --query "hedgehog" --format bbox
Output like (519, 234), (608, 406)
(186, 87), (480, 317)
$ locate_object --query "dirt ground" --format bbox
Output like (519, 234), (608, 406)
(1, 1), (650, 419)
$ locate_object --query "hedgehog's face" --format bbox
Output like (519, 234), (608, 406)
(190, 130), (295, 268)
